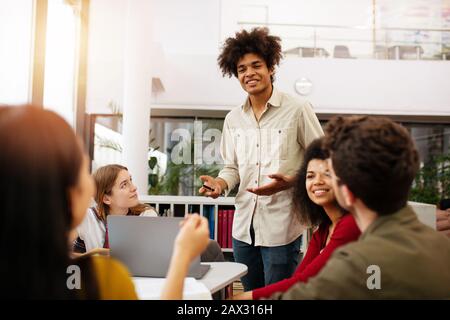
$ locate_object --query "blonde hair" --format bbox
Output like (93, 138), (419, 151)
(93, 164), (149, 221)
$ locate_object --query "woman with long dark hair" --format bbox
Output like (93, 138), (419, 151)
(0, 106), (208, 299)
(233, 137), (361, 299)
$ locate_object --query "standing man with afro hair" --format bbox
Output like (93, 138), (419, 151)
(199, 28), (323, 291)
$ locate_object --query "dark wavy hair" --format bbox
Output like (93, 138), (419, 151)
(293, 138), (338, 228)
(218, 27), (282, 83)
(323, 116), (420, 216)
(0, 106), (98, 299)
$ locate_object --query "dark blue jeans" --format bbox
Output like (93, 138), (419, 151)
(232, 226), (302, 291)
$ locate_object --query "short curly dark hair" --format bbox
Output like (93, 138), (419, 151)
(217, 27), (282, 83)
(323, 116), (420, 216)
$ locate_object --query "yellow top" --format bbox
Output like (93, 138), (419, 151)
(91, 256), (138, 300)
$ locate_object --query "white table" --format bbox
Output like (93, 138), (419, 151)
(132, 262), (248, 300)
(199, 262), (247, 294)
(133, 277), (212, 300)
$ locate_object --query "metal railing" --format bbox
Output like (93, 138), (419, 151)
(237, 21), (450, 60)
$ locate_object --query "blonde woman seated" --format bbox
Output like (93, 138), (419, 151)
(73, 164), (157, 255)
(73, 164), (225, 264)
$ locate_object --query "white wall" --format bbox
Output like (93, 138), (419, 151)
(152, 53), (243, 107)
(86, 0), (128, 113)
(152, 0), (221, 55)
(86, 0), (201, 113)
(86, 0), (450, 116)
(153, 53), (450, 116)
(276, 57), (450, 116)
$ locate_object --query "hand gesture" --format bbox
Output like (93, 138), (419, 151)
(199, 175), (222, 199)
(437, 209), (450, 238)
(246, 173), (295, 196)
(174, 214), (210, 261)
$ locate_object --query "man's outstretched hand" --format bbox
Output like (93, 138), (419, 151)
(246, 173), (295, 196)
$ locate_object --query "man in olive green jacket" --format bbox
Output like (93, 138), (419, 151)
(272, 116), (450, 299)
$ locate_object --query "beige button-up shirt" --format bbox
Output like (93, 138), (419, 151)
(218, 88), (324, 247)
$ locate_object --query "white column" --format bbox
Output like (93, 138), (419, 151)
(122, 0), (153, 194)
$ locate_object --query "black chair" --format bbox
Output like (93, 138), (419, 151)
(201, 239), (225, 263)
(201, 240), (226, 300)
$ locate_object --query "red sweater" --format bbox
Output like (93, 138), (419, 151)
(252, 213), (361, 299)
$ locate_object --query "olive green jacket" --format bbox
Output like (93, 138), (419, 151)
(271, 206), (450, 299)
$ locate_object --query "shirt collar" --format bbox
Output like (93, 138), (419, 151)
(241, 87), (283, 112)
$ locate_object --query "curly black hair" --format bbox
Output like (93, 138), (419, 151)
(292, 137), (344, 228)
(217, 27), (282, 82)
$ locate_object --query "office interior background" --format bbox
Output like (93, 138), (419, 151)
(1, 0), (449, 209)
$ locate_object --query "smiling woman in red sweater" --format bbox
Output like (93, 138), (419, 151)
(233, 137), (361, 300)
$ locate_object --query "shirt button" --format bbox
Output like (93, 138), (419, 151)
(255, 180), (258, 184)
(256, 162), (259, 166)
(256, 144), (259, 147)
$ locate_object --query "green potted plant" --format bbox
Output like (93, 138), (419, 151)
(410, 153), (450, 204)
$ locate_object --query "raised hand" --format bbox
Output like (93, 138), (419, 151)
(174, 214), (210, 261)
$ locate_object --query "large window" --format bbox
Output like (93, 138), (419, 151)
(88, 113), (449, 202)
(408, 123), (450, 204)
(148, 117), (228, 196)
(0, 0), (85, 127)
(0, 0), (33, 104)
(320, 118), (450, 204)
(88, 114), (237, 196)
(43, 0), (79, 126)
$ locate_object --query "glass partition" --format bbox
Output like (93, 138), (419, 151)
(86, 114), (238, 197)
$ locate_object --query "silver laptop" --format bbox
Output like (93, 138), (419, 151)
(107, 216), (210, 279)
